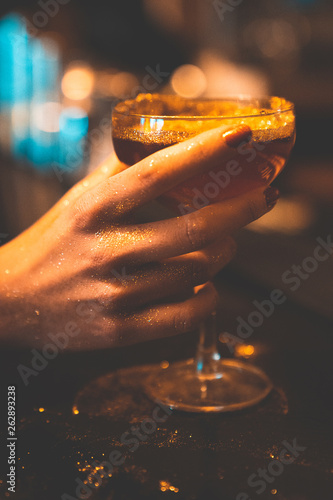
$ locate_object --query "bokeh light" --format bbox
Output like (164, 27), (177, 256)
(61, 63), (95, 100)
(108, 72), (139, 99)
(235, 344), (255, 359)
(171, 64), (207, 98)
(31, 102), (62, 133)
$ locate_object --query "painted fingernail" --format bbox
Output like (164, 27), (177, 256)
(223, 125), (252, 148)
(264, 186), (280, 209)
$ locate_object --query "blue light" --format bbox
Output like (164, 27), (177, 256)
(59, 107), (89, 137)
(149, 118), (164, 131)
(196, 361), (203, 372)
(31, 37), (60, 99)
(0, 14), (31, 105)
(0, 14), (33, 158)
(0, 12), (87, 173)
(58, 107), (89, 172)
(156, 118), (164, 130)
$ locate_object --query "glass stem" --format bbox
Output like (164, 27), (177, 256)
(195, 311), (221, 377)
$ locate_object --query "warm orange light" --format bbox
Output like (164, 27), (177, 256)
(62, 64), (95, 100)
(108, 72), (139, 99)
(72, 406), (79, 415)
(171, 64), (207, 98)
(159, 480), (179, 493)
(38, 407), (45, 413)
(235, 344), (255, 358)
(95, 70), (117, 95)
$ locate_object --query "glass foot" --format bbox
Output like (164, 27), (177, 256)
(145, 358), (272, 413)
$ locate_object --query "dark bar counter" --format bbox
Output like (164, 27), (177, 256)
(1, 233), (332, 499)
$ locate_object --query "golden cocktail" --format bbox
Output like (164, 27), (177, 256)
(111, 94), (295, 412)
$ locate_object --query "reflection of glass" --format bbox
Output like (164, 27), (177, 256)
(111, 94), (295, 413)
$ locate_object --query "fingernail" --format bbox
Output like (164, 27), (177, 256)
(223, 125), (252, 148)
(264, 186), (280, 209)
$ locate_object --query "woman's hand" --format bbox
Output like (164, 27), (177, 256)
(0, 125), (278, 350)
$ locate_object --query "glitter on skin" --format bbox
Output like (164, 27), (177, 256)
(95, 225), (156, 253)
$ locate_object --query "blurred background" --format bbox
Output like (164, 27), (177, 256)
(0, 0), (332, 318)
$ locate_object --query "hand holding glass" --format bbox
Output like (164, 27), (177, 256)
(111, 94), (295, 412)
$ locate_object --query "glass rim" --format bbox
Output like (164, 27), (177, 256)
(113, 95), (295, 121)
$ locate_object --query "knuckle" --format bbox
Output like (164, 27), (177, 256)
(92, 240), (130, 273)
(184, 215), (207, 250)
(109, 283), (126, 310)
(135, 164), (162, 194)
(87, 247), (110, 274)
(136, 164), (154, 184)
(82, 247), (123, 278)
(70, 197), (94, 231)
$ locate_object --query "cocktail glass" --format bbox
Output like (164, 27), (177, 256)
(111, 94), (295, 413)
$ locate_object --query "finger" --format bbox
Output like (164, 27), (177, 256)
(95, 186), (277, 267)
(103, 237), (236, 310)
(82, 124), (252, 221)
(114, 282), (219, 346)
(66, 154), (128, 205)
(89, 154), (129, 182)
